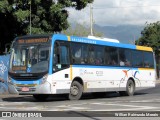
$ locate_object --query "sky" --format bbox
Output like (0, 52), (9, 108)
(68, 0), (160, 26)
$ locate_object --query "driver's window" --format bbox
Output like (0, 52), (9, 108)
(53, 41), (70, 71)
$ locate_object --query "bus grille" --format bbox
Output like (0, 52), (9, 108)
(12, 76), (41, 80)
(16, 87), (36, 92)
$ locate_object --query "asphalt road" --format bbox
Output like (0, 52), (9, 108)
(0, 83), (160, 119)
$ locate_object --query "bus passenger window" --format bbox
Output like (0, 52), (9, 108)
(143, 51), (154, 68)
(119, 48), (132, 67)
(120, 60), (125, 66)
(71, 43), (88, 64)
(105, 47), (118, 66)
(132, 50), (143, 67)
(72, 46), (81, 64)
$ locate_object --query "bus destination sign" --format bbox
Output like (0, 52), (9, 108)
(18, 38), (49, 44)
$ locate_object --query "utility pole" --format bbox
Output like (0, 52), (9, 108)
(90, 4), (93, 36)
(29, 0), (32, 35)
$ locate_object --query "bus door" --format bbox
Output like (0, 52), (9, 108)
(53, 41), (70, 80)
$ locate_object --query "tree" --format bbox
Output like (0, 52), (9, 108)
(136, 21), (160, 78)
(0, 0), (94, 54)
(62, 22), (103, 37)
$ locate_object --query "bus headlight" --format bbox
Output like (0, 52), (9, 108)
(41, 74), (48, 84)
(8, 75), (12, 84)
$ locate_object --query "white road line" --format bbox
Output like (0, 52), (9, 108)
(90, 102), (158, 111)
(56, 103), (88, 107)
(89, 107), (156, 111)
(92, 102), (156, 108)
(130, 98), (160, 102)
(57, 107), (90, 111)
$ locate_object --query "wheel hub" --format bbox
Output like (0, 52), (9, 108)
(128, 83), (133, 93)
(71, 86), (79, 96)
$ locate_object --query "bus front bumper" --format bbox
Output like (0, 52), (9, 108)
(8, 81), (51, 94)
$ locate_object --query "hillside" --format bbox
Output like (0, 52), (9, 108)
(94, 24), (144, 44)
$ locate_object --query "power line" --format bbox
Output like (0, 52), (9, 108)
(93, 5), (160, 9)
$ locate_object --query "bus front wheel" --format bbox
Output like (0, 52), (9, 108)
(69, 81), (83, 100)
(119, 80), (135, 96)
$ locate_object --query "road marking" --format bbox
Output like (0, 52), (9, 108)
(56, 103), (87, 107)
(55, 107), (90, 111)
(92, 102), (155, 108)
(91, 102), (158, 111)
(130, 98), (160, 102)
(0, 100), (160, 111)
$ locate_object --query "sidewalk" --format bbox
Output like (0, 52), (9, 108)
(156, 78), (160, 83)
(0, 94), (31, 98)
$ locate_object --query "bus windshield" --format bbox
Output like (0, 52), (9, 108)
(10, 42), (51, 73)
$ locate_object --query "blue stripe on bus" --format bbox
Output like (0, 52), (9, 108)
(96, 40), (136, 49)
(49, 34), (68, 74)
(12, 79), (41, 84)
(53, 34), (68, 41)
(70, 36), (136, 49)
(52, 34), (136, 49)
(48, 35), (54, 74)
(72, 65), (138, 70)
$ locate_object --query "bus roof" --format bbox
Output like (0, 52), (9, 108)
(13, 34), (153, 52)
(52, 34), (153, 52)
(87, 36), (120, 43)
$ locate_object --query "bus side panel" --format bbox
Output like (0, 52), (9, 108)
(49, 67), (156, 94)
(71, 66), (131, 92)
(132, 69), (156, 88)
(50, 68), (71, 94)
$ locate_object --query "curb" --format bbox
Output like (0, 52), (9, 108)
(156, 80), (160, 83)
(0, 94), (31, 98)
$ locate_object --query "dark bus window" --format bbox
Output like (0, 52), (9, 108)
(132, 50), (143, 67)
(88, 45), (104, 65)
(53, 41), (70, 71)
(119, 48), (132, 67)
(60, 46), (69, 64)
(143, 51), (154, 68)
(105, 47), (118, 66)
(71, 43), (88, 64)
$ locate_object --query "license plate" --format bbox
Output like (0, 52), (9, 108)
(21, 87), (29, 92)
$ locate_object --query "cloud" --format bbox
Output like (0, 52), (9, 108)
(67, 0), (160, 26)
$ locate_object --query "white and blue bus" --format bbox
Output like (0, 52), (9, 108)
(8, 34), (156, 100)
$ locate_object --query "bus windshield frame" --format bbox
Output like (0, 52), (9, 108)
(9, 37), (51, 74)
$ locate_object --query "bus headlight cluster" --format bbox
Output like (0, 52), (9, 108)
(8, 75), (12, 84)
(41, 74), (48, 84)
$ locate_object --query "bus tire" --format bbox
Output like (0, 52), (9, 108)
(33, 94), (49, 101)
(119, 80), (135, 96)
(126, 80), (135, 96)
(69, 81), (83, 100)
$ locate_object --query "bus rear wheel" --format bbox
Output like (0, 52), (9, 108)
(33, 94), (49, 101)
(69, 81), (83, 100)
(119, 80), (135, 96)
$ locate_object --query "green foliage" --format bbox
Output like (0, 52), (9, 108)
(0, 1), (9, 13)
(136, 21), (160, 78)
(0, 0), (93, 54)
(136, 21), (160, 54)
(14, 9), (30, 22)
